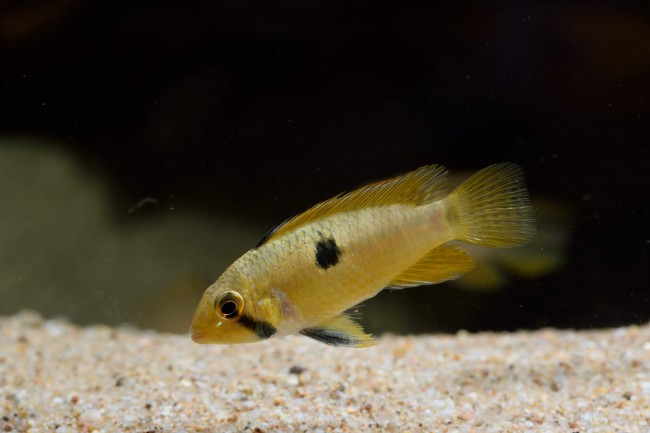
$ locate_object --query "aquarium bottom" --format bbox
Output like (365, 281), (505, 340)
(0, 311), (647, 432)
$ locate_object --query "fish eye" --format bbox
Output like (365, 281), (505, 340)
(215, 291), (244, 319)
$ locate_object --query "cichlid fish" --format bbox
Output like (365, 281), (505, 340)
(191, 163), (535, 347)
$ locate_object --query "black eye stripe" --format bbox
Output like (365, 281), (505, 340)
(239, 315), (277, 340)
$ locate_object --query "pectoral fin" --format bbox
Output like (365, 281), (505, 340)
(389, 243), (474, 288)
(300, 314), (375, 348)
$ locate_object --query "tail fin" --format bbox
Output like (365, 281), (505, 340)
(446, 163), (535, 248)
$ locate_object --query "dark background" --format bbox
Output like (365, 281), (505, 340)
(1, 1), (648, 334)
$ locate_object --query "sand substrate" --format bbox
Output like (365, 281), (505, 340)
(0, 312), (648, 432)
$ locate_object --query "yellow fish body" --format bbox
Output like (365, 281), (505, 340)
(191, 163), (535, 347)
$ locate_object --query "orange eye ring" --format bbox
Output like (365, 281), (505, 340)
(215, 291), (244, 319)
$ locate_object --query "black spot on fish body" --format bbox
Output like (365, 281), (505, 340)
(239, 315), (277, 340)
(315, 237), (342, 269)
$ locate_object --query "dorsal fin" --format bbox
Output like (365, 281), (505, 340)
(255, 218), (290, 248)
(258, 165), (449, 246)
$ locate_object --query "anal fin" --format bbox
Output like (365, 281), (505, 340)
(389, 243), (474, 288)
(300, 314), (375, 348)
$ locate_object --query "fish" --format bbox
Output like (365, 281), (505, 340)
(190, 163), (535, 347)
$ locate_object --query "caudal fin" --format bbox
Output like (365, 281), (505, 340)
(446, 163), (535, 248)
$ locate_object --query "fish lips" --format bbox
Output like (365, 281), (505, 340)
(190, 327), (211, 344)
(190, 331), (204, 343)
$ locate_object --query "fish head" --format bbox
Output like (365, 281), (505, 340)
(190, 269), (281, 345)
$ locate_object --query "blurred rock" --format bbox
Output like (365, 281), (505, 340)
(0, 137), (262, 332)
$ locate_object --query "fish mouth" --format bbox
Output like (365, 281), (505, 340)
(190, 328), (210, 344)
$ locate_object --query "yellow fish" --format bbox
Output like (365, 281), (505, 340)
(191, 163), (535, 347)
